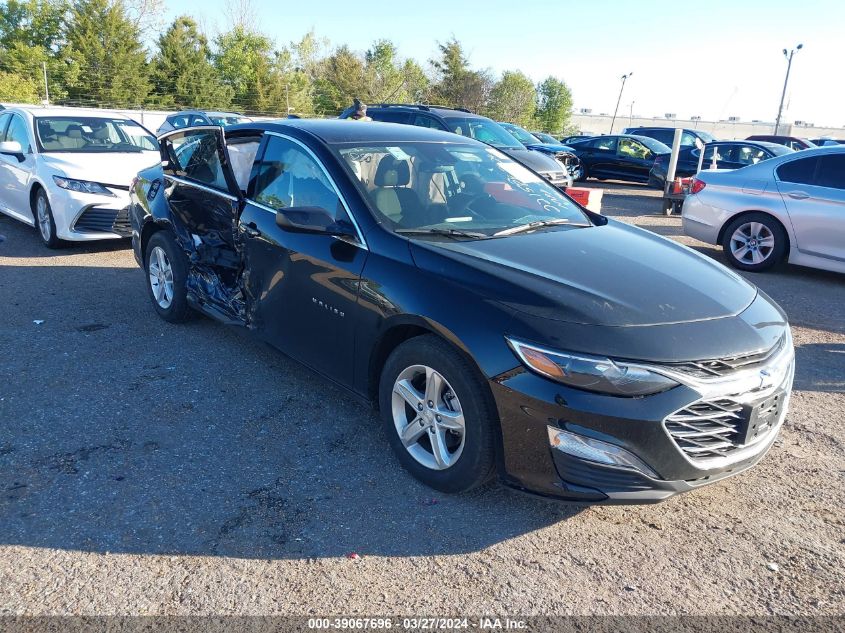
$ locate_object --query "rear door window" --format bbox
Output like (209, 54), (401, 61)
(411, 114), (448, 130)
(815, 155), (845, 190)
(590, 137), (618, 151)
(370, 110), (411, 124)
(777, 157), (818, 185)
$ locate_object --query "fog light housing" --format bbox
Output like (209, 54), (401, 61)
(547, 426), (659, 478)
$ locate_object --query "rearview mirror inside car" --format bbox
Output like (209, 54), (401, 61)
(275, 206), (356, 238)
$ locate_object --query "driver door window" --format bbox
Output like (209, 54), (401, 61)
(164, 130), (229, 190)
(251, 135), (349, 223)
(5, 115), (31, 153)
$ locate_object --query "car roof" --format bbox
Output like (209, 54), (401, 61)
(365, 104), (483, 118)
(229, 118), (477, 145)
(7, 106), (133, 120)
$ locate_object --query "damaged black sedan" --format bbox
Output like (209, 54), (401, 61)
(129, 120), (794, 503)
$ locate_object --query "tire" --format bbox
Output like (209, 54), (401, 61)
(378, 334), (496, 494)
(33, 188), (61, 249)
(144, 230), (194, 323)
(721, 213), (787, 272)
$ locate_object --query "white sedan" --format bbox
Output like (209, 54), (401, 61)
(0, 107), (160, 247)
(682, 146), (845, 274)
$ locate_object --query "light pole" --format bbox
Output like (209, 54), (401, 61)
(609, 72), (632, 134)
(774, 44), (803, 135)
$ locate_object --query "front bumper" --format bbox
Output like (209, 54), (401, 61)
(50, 186), (131, 241)
(490, 335), (795, 504)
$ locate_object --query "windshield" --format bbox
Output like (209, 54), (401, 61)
(209, 115), (250, 127)
(533, 132), (558, 144)
(35, 116), (157, 153)
(501, 123), (541, 145)
(634, 136), (672, 154)
(337, 142), (591, 238)
(443, 117), (523, 150)
(696, 130), (716, 143)
(766, 143), (794, 156)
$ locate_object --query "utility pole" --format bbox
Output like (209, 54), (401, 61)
(42, 62), (49, 106)
(285, 84), (290, 114)
(609, 73), (632, 134)
(774, 44), (803, 135)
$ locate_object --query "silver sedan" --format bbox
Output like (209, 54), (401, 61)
(682, 146), (845, 274)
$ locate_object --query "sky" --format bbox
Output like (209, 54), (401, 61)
(163, 0), (845, 127)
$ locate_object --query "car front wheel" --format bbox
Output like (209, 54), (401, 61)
(379, 335), (496, 493)
(144, 230), (194, 323)
(721, 213), (787, 272)
(34, 189), (61, 248)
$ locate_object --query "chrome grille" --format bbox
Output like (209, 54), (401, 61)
(668, 336), (784, 379)
(665, 393), (784, 461)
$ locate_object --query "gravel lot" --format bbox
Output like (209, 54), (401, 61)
(0, 182), (843, 617)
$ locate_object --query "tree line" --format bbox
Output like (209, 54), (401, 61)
(0, 0), (576, 133)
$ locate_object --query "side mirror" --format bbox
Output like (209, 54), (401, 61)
(0, 140), (24, 160)
(275, 206), (356, 238)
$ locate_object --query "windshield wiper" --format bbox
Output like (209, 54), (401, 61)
(494, 219), (579, 237)
(396, 228), (489, 240)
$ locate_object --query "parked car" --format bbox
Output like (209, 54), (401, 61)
(566, 134), (671, 184)
(156, 110), (253, 136)
(746, 135), (816, 151)
(683, 146), (845, 273)
(0, 107), (159, 247)
(649, 140), (793, 190)
(808, 138), (843, 147)
(498, 122), (581, 181)
(338, 104), (572, 189)
(624, 126), (716, 148)
(130, 119), (794, 503)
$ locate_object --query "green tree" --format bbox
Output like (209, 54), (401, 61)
(312, 44), (367, 115)
(0, 70), (41, 101)
(0, 0), (67, 100)
(487, 70), (536, 127)
(149, 16), (232, 109)
(63, 0), (149, 107)
(255, 48), (313, 115)
(214, 25), (274, 112)
(535, 76), (574, 134)
(430, 37), (492, 111)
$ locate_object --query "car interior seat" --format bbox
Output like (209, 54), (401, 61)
(62, 125), (88, 150)
(373, 156), (427, 227)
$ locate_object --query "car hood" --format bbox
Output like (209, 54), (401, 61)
(410, 220), (757, 327)
(40, 151), (160, 187)
(526, 142), (576, 154)
(498, 146), (563, 173)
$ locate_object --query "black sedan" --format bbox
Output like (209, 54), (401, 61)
(128, 120), (794, 504)
(649, 140), (794, 189)
(566, 134), (671, 184)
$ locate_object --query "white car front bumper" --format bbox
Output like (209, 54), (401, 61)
(50, 186), (131, 241)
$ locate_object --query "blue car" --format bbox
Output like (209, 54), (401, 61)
(499, 122), (581, 181)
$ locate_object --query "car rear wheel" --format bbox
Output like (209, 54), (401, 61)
(145, 231), (194, 322)
(721, 213), (787, 272)
(34, 189), (61, 249)
(379, 335), (496, 493)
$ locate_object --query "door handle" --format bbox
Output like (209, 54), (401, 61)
(243, 222), (261, 238)
(787, 191), (810, 200)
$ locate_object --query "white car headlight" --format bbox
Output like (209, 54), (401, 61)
(506, 337), (679, 397)
(53, 176), (115, 197)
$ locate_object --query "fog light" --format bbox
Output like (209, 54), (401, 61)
(547, 426), (659, 478)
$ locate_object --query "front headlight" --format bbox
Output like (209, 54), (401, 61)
(52, 176), (115, 197)
(506, 338), (679, 397)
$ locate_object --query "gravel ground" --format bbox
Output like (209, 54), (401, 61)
(0, 183), (843, 617)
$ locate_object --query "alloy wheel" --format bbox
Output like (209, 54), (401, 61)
(36, 195), (51, 242)
(391, 364), (466, 471)
(148, 246), (175, 309)
(729, 222), (775, 266)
